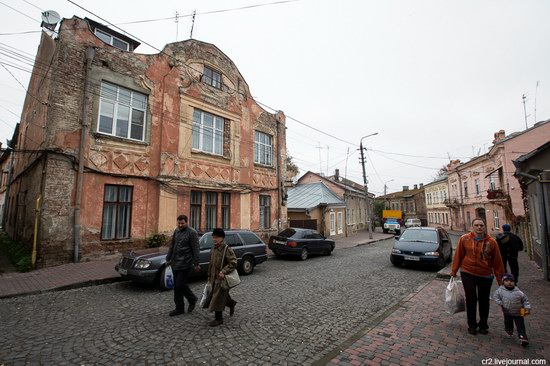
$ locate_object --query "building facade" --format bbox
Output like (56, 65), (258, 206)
(3, 16), (287, 267)
(424, 177), (450, 229)
(446, 121), (550, 234)
(379, 184), (427, 225)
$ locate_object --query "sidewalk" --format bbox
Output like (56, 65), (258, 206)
(0, 228), (392, 299)
(325, 251), (550, 365)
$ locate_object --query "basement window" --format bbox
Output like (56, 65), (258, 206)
(97, 81), (147, 142)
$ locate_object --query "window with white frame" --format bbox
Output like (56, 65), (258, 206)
(101, 185), (132, 240)
(94, 29), (129, 51)
(337, 212), (343, 234)
(192, 109), (224, 155)
(493, 210), (500, 229)
(330, 212), (336, 235)
(254, 131), (273, 166)
(98, 81), (147, 141)
(464, 182), (469, 197)
(203, 66), (222, 89)
(475, 179), (480, 195)
(489, 175), (496, 190)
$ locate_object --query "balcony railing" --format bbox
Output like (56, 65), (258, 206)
(443, 199), (460, 207)
(487, 189), (508, 200)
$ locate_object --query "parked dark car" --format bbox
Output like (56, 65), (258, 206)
(115, 230), (267, 289)
(268, 228), (335, 260)
(390, 227), (453, 269)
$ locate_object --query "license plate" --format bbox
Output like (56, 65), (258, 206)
(274, 240), (286, 245)
(404, 255), (420, 261)
(118, 268), (128, 275)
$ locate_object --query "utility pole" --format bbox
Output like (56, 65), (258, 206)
(359, 133), (378, 239)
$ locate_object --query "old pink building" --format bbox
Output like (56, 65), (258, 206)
(4, 17), (287, 267)
(446, 120), (550, 233)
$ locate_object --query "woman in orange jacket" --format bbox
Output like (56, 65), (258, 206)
(450, 217), (505, 335)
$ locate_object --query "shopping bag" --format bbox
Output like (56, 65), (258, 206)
(225, 269), (241, 288)
(200, 283), (212, 308)
(445, 277), (465, 314)
(164, 265), (174, 289)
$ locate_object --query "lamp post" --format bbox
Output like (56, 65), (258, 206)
(384, 179), (394, 209)
(359, 132), (378, 239)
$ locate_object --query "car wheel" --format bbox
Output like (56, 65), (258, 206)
(325, 246), (333, 256)
(436, 256), (446, 270)
(390, 256), (400, 267)
(300, 248), (308, 261)
(273, 250), (282, 257)
(158, 266), (170, 291)
(383, 229), (388, 234)
(240, 256), (255, 275)
(446, 248), (453, 263)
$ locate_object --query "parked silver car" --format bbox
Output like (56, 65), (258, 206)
(115, 230), (267, 289)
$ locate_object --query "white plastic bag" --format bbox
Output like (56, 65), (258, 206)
(200, 283), (212, 308)
(445, 277), (465, 314)
(164, 265), (174, 289)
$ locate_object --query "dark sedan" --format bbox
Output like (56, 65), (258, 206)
(268, 228), (335, 260)
(390, 227), (453, 270)
(115, 230), (267, 289)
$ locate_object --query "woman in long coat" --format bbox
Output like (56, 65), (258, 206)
(207, 228), (237, 327)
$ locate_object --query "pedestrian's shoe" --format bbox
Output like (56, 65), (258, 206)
(229, 301), (237, 317)
(478, 328), (489, 335)
(467, 327), (477, 335)
(169, 309), (184, 317)
(519, 335), (529, 347)
(505, 329), (513, 337)
(187, 300), (196, 313)
(209, 319), (223, 327)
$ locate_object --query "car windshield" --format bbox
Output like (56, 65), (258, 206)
(399, 229), (437, 243)
(386, 219), (398, 223)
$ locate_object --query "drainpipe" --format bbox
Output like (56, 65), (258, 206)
(1, 150), (15, 229)
(456, 167), (467, 231)
(73, 47), (95, 263)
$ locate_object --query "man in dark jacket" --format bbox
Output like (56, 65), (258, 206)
(166, 215), (200, 316)
(496, 224), (524, 283)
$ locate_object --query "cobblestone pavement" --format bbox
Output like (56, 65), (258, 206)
(0, 237), (438, 365)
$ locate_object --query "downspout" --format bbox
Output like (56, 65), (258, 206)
(517, 171), (549, 281)
(276, 119), (281, 232)
(456, 166), (467, 231)
(1, 150), (15, 229)
(73, 47), (95, 263)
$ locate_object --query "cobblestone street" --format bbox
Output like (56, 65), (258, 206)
(0, 237), (437, 365)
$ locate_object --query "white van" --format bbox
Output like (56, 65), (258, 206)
(405, 218), (422, 228)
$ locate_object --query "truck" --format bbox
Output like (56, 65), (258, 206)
(382, 210), (403, 234)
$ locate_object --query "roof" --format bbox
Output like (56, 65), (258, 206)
(513, 140), (550, 179)
(422, 176), (448, 188)
(297, 171), (364, 195)
(287, 182), (345, 210)
(490, 119), (550, 151)
(377, 187), (424, 199)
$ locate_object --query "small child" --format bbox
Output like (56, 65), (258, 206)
(493, 273), (531, 346)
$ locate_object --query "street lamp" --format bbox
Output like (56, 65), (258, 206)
(359, 132), (378, 239)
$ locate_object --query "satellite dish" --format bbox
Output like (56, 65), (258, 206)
(41, 10), (60, 30)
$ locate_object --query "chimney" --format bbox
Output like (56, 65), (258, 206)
(492, 130), (506, 144)
(335, 169), (339, 181)
(403, 185), (409, 191)
(419, 183), (423, 188)
(414, 184), (418, 190)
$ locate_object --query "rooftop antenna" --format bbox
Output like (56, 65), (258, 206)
(521, 94), (529, 129)
(534, 81), (540, 124)
(190, 10), (196, 39)
(316, 142), (323, 175)
(326, 145), (329, 176)
(174, 11), (179, 41)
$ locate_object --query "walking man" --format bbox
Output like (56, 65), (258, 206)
(166, 214), (201, 316)
(496, 224), (524, 283)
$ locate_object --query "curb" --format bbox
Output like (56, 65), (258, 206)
(0, 276), (126, 300)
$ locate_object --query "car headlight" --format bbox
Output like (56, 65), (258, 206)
(424, 251), (439, 256)
(392, 249), (402, 254)
(396, 225), (400, 228)
(134, 259), (152, 269)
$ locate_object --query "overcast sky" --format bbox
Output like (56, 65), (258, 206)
(1, 0), (549, 196)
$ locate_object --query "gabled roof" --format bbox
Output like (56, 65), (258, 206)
(287, 182), (345, 210)
(377, 187), (424, 199)
(297, 171), (364, 195)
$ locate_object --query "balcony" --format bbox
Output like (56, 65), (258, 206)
(487, 189), (508, 201)
(444, 199), (460, 208)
